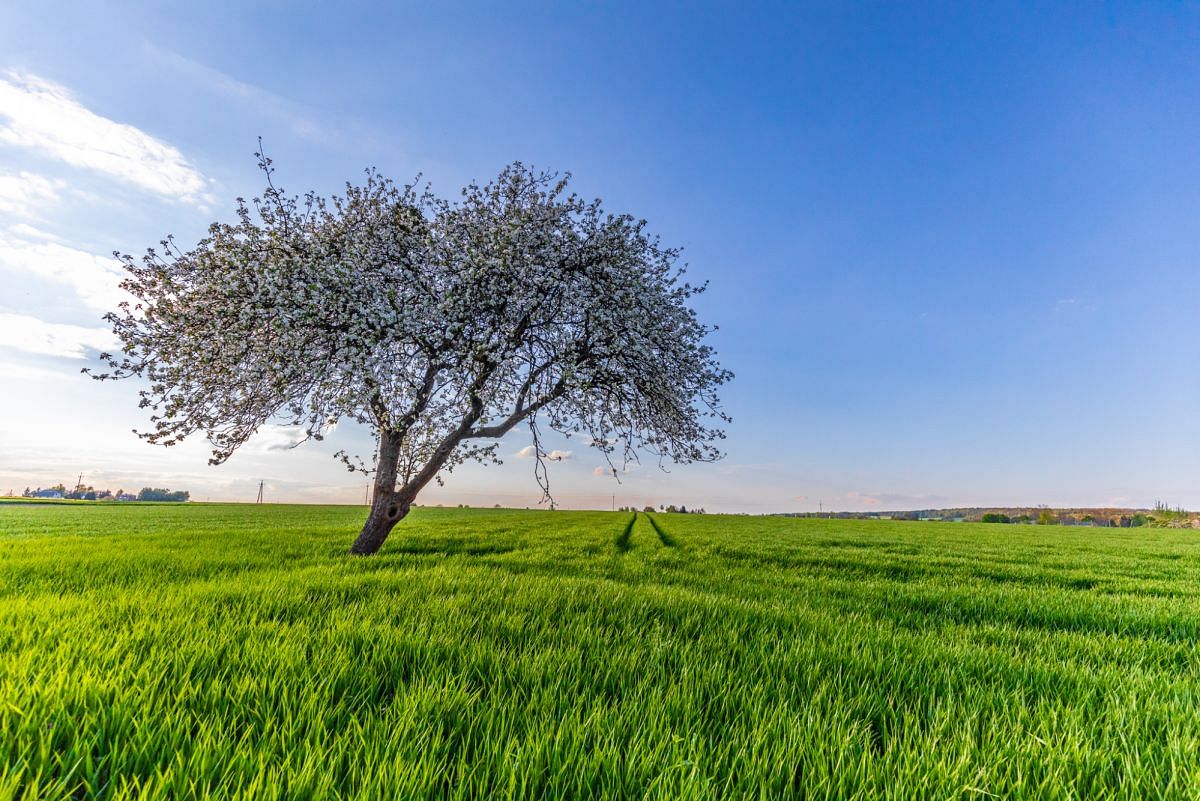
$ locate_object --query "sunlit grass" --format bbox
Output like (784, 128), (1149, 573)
(2, 504), (1200, 799)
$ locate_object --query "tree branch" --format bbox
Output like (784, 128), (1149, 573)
(468, 378), (566, 439)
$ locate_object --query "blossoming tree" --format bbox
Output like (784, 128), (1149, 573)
(93, 156), (732, 554)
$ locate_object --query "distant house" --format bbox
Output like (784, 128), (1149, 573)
(32, 488), (63, 499)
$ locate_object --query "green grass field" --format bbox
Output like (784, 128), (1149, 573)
(2, 504), (1200, 799)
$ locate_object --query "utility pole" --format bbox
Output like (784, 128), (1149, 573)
(819, 500), (823, 517)
(612, 494), (616, 512)
(256, 480), (264, 504)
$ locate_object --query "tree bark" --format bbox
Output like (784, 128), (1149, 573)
(350, 430), (410, 555)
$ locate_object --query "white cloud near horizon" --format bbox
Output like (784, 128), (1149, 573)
(0, 311), (116, 358)
(0, 228), (128, 312)
(514, 445), (572, 461)
(0, 71), (212, 204)
(593, 463), (638, 476)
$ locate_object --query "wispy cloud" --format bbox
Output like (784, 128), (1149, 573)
(0, 71), (212, 204)
(842, 491), (952, 510)
(0, 227), (128, 312)
(246, 425), (311, 453)
(7, 222), (61, 241)
(0, 357), (73, 382)
(242, 422), (337, 454)
(843, 490), (882, 507)
(593, 463), (637, 477)
(146, 45), (341, 147)
(0, 311), (115, 358)
(0, 171), (63, 217)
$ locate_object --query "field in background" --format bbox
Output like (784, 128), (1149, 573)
(2, 504), (1200, 799)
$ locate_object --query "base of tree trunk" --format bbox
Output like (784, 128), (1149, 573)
(349, 495), (410, 555)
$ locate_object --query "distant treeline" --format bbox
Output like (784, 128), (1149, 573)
(782, 505), (1197, 528)
(136, 488), (191, 502)
(23, 485), (190, 502)
(616, 505), (707, 514)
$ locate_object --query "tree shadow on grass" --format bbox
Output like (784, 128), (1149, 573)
(344, 540), (523, 567)
(387, 542), (520, 557)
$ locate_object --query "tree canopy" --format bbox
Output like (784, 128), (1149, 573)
(93, 155), (731, 553)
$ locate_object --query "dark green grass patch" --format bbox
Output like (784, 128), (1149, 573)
(2, 505), (1200, 799)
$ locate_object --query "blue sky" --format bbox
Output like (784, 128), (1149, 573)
(1, 2), (1197, 511)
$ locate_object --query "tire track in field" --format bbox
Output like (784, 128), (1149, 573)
(615, 512), (637, 552)
(646, 514), (676, 547)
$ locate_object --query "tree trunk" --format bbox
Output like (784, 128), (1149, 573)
(350, 489), (411, 555)
(349, 430), (410, 556)
(348, 410), (477, 555)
